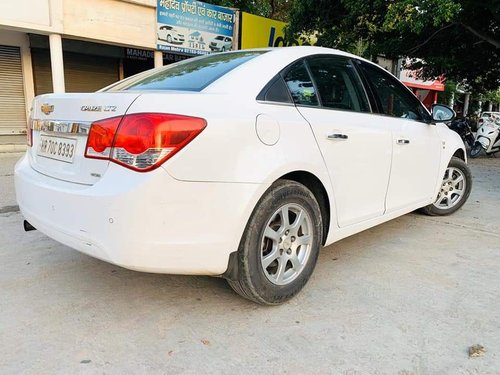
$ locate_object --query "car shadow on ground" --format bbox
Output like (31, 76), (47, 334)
(2, 208), (424, 310)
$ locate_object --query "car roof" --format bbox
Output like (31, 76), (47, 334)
(204, 46), (375, 97)
(235, 46), (365, 60)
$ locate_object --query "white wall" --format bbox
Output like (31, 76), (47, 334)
(63, 0), (156, 49)
(0, 0), (62, 33)
(0, 0), (155, 49)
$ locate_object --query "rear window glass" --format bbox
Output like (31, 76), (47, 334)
(104, 51), (266, 92)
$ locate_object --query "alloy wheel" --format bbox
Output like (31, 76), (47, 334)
(433, 167), (467, 209)
(260, 203), (313, 285)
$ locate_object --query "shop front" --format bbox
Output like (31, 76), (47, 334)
(400, 69), (445, 109)
(0, 30), (32, 136)
(30, 36), (121, 95)
(0, 44), (28, 136)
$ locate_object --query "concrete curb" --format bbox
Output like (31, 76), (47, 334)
(0, 151), (25, 159)
(0, 144), (26, 154)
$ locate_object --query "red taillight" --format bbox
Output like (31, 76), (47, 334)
(85, 113), (206, 172)
(85, 116), (122, 159)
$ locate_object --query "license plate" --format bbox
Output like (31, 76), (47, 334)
(38, 135), (77, 163)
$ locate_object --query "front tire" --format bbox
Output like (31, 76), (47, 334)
(227, 180), (323, 305)
(421, 157), (472, 216)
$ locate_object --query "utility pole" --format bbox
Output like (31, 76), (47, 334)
(463, 93), (470, 117)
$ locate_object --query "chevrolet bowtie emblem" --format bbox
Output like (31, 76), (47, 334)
(41, 103), (54, 115)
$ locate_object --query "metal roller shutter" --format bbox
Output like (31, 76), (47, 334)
(64, 52), (120, 92)
(31, 49), (53, 96)
(31, 49), (119, 95)
(0, 45), (27, 135)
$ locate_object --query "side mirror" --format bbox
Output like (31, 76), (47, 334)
(431, 104), (456, 123)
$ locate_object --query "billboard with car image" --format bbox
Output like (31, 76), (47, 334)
(157, 0), (236, 55)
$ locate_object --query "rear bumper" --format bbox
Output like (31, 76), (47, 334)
(15, 155), (265, 275)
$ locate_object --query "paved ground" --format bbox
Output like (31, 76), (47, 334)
(1, 154), (499, 374)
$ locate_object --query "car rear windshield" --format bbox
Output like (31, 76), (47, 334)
(104, 51), (267, 92)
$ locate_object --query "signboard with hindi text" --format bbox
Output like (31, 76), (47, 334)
(157, 0), (236, 55)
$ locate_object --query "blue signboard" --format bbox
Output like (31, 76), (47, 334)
(157, 0), (236, 55)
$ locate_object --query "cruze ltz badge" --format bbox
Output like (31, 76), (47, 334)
(81, 105), (117, 112)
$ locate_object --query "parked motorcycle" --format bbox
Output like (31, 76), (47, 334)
(448, 117), (475, 148)
(470, 116), (500, 158)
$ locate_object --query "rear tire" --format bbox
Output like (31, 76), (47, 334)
(421, 157), (472, 216)
(227, 180), (323, 305)
(466, 134), (475, 148)
(470, 142), (482, 158)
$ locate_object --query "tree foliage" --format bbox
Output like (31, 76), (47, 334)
(287, 0), (500, 92)
(480, 89), (500, 105)
(208, 0), (291, 21)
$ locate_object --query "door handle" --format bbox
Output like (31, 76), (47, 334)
(328, 133), (348, 140)
(397, 139), (410, 145)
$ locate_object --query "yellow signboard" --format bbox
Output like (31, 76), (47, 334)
(240, 12), (296, 49)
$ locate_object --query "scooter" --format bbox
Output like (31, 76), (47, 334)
(470, 116), (500, 157)
(448, 117), (475, 148)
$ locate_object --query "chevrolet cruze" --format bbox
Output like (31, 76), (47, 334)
(15, 47), (472, 304)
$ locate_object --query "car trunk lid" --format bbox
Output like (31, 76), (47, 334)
(29, 92), (141, 185)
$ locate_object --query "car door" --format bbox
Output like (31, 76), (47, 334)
(283, 56), (393, 228)
(357, 61), (442, 212)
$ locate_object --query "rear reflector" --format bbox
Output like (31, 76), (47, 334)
(85, 113), (206, 172)
(27, 118), (33, 147)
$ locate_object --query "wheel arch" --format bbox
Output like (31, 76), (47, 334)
(223, 168), (333, 281)
(279, 170), (331, 246)
(432, 139), (468, 203)
(453, 148), (466, 161)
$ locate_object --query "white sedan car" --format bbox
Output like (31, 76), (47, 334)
(15, 47), (472, 304)
(157, 25), (185, 44)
